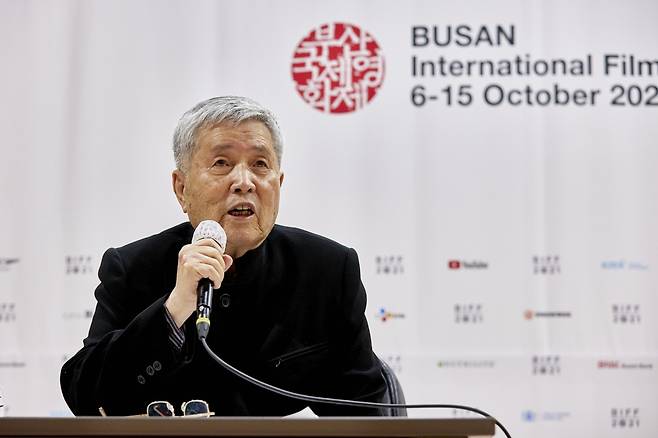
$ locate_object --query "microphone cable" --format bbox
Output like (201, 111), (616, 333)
(200, 338), (512, 438)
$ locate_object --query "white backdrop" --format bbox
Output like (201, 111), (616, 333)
(0, 1), (657, 436)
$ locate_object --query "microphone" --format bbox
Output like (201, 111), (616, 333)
(191, 220), (227, 340)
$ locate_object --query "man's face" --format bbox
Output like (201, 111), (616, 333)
(173, 120), (283, 258)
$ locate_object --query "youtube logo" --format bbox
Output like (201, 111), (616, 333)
(448, 259), (488, 270)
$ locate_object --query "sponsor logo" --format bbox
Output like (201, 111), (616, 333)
(0, 361), (25, 368)
(437, 360), (495, 369)
(598, 360), (653, 370)
(291, 22), (385, 114)
(448, 259), (488, 270)
(522, 410), (570, 422)
(0, 303), (16, 323)
(66, 255), (94, 275)
(524, 310), (572, 320)
(62, 310), (94, 320)
(454, 304), (483, 323)
(375, 255), (404, 275)
(601, 260), (648, 271)
(533, 255), (560, 275)
(0, 258), (19, 272)
(532, 355), (561, 375)
(611, 408), (640, 428)
(376, 307), (405, 322)
(522, 410), (536, 422)
(612, 304), (641, 324)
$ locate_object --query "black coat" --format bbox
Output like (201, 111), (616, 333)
(60, 222), (387, 416)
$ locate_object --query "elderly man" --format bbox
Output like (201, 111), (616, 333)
(60, 96), (387, 416)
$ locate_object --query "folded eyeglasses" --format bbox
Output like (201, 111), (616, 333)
(146, 399), (213, 417)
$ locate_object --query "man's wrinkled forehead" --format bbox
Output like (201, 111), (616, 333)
(207, 142), (273, 156)
(192, 120), (277, 160)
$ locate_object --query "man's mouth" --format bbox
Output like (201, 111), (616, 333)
(228, 205), (255, 217)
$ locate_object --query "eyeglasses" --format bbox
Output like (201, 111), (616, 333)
(182, 400), (213, 416)
(146, 399), (213, 417)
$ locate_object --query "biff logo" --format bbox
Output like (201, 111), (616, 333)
(291, 23), (385, 114)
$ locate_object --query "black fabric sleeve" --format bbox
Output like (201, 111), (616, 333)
(60, 248), (193, 416)
(163, 304), (185, 351)
(310, 248), (387, 416)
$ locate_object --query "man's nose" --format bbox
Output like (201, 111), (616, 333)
(229, 164), (256, 193)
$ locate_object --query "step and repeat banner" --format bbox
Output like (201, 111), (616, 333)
(1, 0), (657, 436)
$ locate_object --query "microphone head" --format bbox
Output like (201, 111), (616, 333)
(192, 220), (227, 253)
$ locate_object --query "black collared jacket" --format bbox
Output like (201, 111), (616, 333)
(60, 223), (387, 416)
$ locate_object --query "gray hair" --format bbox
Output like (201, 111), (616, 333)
(173, 96), (283, 171)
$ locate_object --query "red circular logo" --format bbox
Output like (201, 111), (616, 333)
(291, 23), (385, 114)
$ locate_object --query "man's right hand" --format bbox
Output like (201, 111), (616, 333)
(165, 238), (233, 327)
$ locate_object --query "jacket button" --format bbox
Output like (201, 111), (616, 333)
(219, 293), (231, 308)
(153, 361), (162, 371)
(137, 375), (146, 385)
(146, 365), (154, 376)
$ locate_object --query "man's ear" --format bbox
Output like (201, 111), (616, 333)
(279, 171), (284, 187)
(172, 169), (187, 213)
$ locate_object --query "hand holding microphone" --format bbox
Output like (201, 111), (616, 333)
(165, 220), (232, 331)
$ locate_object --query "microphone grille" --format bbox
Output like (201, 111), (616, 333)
(192, 220), (227, 253)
